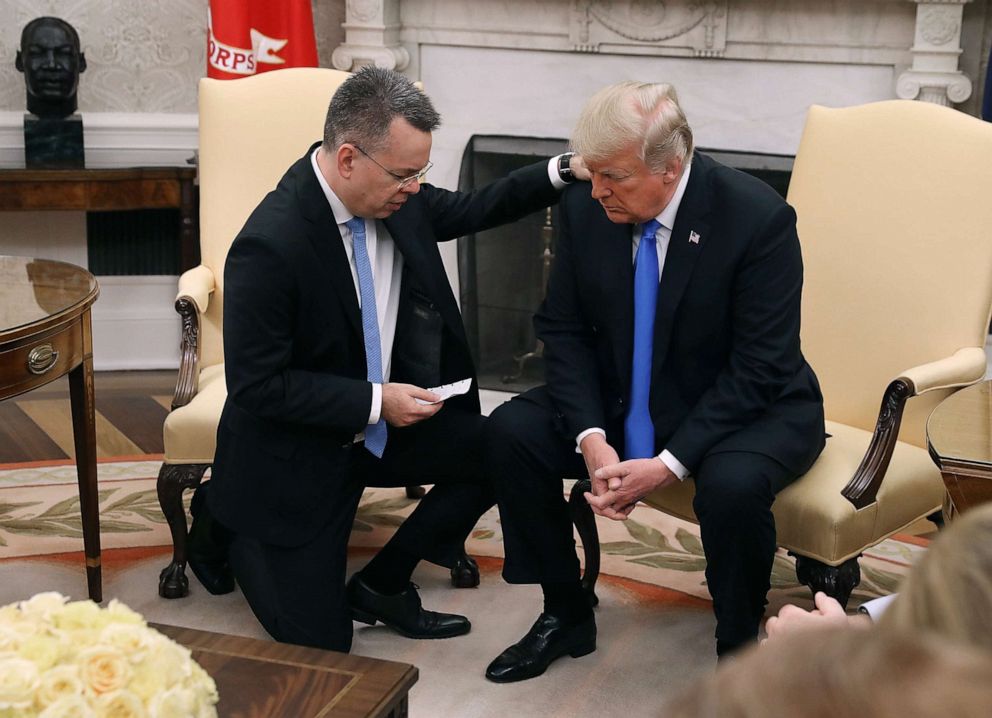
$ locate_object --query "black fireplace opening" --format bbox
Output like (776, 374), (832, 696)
(457, 136), (794, 393)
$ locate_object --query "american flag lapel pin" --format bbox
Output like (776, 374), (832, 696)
(689, 230), (700, 244)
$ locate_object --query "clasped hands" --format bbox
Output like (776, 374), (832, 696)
(579, 433), (678, 521)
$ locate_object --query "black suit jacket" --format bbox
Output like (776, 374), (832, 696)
(536, 152), (824, 475)
(210, 145), (560, 546)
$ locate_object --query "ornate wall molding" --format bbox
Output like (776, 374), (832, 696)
(897, 0), (974, 106)
(332, 0), (409, 71)
(570, 0), (728, 58)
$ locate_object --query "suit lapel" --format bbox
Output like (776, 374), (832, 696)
(384, 213), (469, 350)
(296, 154), (363, 339)
(651, 159), (710, 376)
(601, 219), (635, 390)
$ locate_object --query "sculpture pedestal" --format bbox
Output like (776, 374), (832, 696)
(24, 114), (84, 168)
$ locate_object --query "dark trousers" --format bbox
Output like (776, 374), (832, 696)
(485, 386), (797, 652)
(228, 407), (492, 652)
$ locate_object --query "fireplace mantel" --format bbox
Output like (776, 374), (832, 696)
(334, 1), (982, 108)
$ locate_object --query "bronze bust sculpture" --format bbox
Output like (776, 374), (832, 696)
(15, 16), (87, 120)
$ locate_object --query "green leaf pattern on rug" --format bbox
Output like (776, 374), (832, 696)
(599, 519), (709, 573)
(353, 495), (415, 534)
(0, 488), (170, 543)
(0, 500), (43, 546)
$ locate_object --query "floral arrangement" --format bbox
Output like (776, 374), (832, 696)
(0, 592), (218, 718)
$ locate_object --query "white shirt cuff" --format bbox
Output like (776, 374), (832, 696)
(658, 450), (690, 481)
(548, 156), (568, 190)
(858, 594), (897, 622)
(575, 427), (606, 453)
(368, 383), (382, 424)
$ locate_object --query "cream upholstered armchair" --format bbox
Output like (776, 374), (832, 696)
(571, 100), (992, 607)
(157, 68), (351, 598)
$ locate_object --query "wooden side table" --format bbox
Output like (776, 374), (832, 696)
(0, 167), (199, 271)
(155, 624), (418, 718)
(0, 256), (101, 601)
(927, 379), (992, 517)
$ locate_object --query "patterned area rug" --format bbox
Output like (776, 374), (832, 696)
(0, 458), (922, 608)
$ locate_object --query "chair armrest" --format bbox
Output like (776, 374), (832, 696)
(176, 264), (215, 314)
(172, 266), (216, 411)
(841, 346), (988, 509)
(899, 346), (987, 395)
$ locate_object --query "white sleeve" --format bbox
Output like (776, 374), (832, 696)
(857, 594), (898, 621)
(658, 450), (690, 481)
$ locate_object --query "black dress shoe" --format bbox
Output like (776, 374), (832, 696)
(485, 613), (596, 683)
(347, 574), (471, 639)
(187, 486), (235, 596)
(450, 552), (480, 588)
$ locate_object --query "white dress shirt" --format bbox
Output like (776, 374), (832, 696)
(576, 162), (693, 480)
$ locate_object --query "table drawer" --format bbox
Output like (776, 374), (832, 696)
(0, 320), (83, 397)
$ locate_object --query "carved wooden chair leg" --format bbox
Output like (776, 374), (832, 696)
(405, 485), (426, 499)
(569, 479), (601, 607)
(157, 462), (210, 599)
(792, 553), (862, 609)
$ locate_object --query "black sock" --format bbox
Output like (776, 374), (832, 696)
(360, 543), (419, 595)
(541, 581), (593, 625)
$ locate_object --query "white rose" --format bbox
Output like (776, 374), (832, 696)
(0, 657), (40, 710)
(18, 593), (69, 622)
(152, 639), (191, 681)
(103, 602), (144, 627)
(126, 662), (165, 704)
(78, 646), (131, 697)
(18, 634), (66, 671)
(36, 665), (84, 709)
(37, 694), (96, 718)
(55, 601), (105, 636)
(98, 625), (152, 661)
(94, 690), (147, 718)
(0, 626), (23, 653)
(148, 686), (197, 718)
(186, 663), (218, 704)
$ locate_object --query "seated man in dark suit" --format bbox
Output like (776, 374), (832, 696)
(483, 81), (826, 681)
(198, 67), (578, 653)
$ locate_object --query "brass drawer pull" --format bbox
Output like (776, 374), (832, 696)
(27, 343), (59, 375)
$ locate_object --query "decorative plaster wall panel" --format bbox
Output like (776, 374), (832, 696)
(570, 1), (729, 58)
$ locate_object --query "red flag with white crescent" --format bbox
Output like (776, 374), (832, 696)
(207, 0), (318, 79)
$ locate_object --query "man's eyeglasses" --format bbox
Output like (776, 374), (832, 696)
(353, 144), (432, 188)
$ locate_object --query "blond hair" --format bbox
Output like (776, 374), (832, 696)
(877, 503), (992, 652)
(570, 81), (693, 174)
(666, 629), (992, 718)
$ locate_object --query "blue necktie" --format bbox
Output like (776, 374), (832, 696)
(346, 216), (387, 458)
(624, 219), (662, 460)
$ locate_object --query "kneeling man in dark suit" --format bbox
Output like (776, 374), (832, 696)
(203, 67), (575, 653)
(484, 81), (826, 681)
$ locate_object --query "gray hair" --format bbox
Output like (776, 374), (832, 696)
(323, 66), (440, 153)
(571, 81), (694, 174)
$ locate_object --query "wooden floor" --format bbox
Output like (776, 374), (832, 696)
(0, 371), (176, 464)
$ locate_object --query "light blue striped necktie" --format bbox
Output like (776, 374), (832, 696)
(624, 219), (662, 460)
(345, 216), (387, 458)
